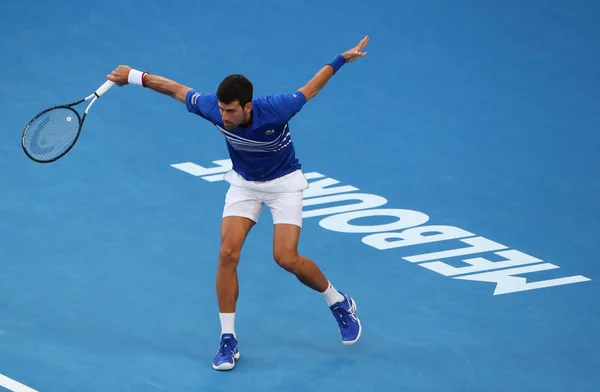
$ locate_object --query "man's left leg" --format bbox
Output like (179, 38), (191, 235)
(267, 192), (362, 345)
(272, 223), (331, 293)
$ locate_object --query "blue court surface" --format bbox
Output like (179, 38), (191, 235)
(1, 0), (599, 391)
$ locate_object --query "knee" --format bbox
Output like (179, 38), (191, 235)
(273, 250), (301, 273)
(219, 247), (241, 269)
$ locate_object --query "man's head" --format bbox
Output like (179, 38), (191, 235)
(216, 74), (253, 130)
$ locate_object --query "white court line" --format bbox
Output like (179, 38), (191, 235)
(0, 373), (38, 392)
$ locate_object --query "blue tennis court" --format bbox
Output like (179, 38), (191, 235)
(1, 0), (599, 391)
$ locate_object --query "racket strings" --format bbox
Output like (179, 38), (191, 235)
(22, 108), (81, 161)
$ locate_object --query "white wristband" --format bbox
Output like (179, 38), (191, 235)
(128, 69), (147, 86)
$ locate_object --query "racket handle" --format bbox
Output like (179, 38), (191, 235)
(95, 80), (116, 97)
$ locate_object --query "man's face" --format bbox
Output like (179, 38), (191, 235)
(219, 100), (251, 130)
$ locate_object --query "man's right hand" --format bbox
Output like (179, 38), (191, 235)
(107, 65), (132, 87)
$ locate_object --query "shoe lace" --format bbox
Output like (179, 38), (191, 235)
(332, 305), (352, 329)
(218, 338), (235, 357)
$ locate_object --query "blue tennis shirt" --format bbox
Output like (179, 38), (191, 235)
(185, 89), (307, 182)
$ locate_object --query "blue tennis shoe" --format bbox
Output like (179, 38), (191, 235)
(212, 333), (240, 371)
(329, 293), (362, 344)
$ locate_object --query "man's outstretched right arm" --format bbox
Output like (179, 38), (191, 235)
(107, 65), (191, 103)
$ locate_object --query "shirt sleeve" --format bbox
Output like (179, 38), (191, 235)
(185, 89), (219, 122)
(261, 91), (307, 123)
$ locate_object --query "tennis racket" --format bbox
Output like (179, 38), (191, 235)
(21, 80), (116, 163)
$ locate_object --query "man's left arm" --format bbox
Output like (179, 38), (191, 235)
(298, 35), (369, 102)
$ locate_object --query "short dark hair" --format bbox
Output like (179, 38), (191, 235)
(216, 74), (253, 107)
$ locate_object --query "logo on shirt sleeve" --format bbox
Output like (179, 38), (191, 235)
(191, 92), (201, 105)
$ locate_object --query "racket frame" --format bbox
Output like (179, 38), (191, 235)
(21, 80), (115, 163)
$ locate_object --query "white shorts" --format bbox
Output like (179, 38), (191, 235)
(222, 169), (309, 227)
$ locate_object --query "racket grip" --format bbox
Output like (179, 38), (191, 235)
(95, 80), (116, 97)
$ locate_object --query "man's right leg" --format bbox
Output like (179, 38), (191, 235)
(213, 184), (261, 371)
(216, 216), (255, 330)
(213, 217), (255, 371)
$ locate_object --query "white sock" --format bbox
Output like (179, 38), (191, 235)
(321, 282), (345, 306)
(219, 313), (236, 338)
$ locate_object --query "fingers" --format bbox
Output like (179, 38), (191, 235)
(106, 71), (120, 82)
(343, 35), (369, 62)
(106, 65), (130, 86)
(357, 35), (369, 50)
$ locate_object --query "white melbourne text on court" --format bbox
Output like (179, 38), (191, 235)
(0, 373), (39, 392)
(170, 159), (591, 296)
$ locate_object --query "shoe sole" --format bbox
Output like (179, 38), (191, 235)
(342, 298), (362, 345)
(212, 351), (241, 371)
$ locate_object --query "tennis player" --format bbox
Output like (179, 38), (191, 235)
(107, 35), (369, 371)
